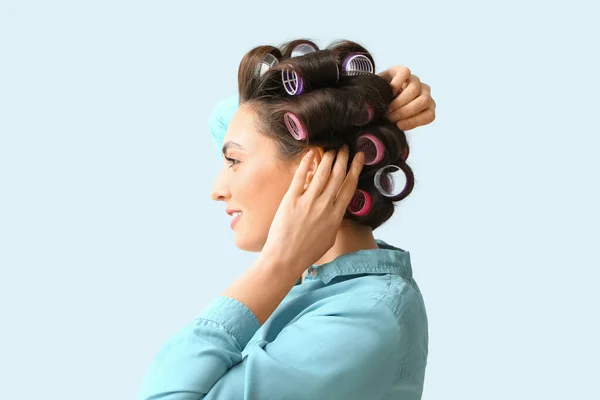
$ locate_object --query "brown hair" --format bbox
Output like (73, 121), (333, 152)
(237, 39), (414, 230)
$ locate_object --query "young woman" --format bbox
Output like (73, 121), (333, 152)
(137, 39), (435, 400)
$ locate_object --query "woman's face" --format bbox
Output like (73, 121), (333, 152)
(210, 104), (299, 252)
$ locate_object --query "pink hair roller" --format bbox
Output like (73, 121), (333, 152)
(284, 112), (307, 140)
(356, 134), (385, 166)
(347, 189), (372, 216)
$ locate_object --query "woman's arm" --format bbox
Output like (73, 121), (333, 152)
(135, 249), (304, 399)
(202, 296), (416, 400)
(135, 292), (417, 400)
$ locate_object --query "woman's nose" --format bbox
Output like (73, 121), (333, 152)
(210, 188), (229, 201)
(210, 173), (230, 201)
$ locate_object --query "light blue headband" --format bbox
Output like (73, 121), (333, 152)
(208, 95), (239, 156)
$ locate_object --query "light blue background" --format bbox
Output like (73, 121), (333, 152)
(1, 1), (598, 399)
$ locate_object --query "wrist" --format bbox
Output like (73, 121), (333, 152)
(220, 248), (306, 326)
(258, 246), (310, 281)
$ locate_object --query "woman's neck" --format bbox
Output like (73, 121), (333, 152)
(302, 220), (378, 283)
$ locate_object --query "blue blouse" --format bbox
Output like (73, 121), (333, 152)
(136, 240), (429, 399)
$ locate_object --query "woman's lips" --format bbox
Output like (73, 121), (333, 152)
(230, 212), (242, 229)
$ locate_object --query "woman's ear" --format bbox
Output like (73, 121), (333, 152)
(303, 147), (325, 192)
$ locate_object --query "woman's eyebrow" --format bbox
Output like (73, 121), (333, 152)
(221, 141), (245, 155)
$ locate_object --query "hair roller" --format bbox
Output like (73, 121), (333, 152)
(373, 163), (414, 201)
(281, 39), (320, 58)
(281, 67), (304, 95)
(256, 53), (279, 77)
(341, 53), (375, 76)
(239, 45), (283, 102)
(356, 134), (385, 166)
(355, 103), (375, 126)
(347, 189), (372, 216)
(283, 112), (308, 140)
(291, 43), (318, 57)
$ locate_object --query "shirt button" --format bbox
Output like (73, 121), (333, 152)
(307, 267), (318, 278)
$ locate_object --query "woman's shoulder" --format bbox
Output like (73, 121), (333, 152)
(330, 271), (428, 327)
(324, 239), (427, 322)
(305, 273), (429, 373)
(343, 272), (429, 376)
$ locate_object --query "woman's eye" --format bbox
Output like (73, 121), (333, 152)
(224, 156), (239, 168)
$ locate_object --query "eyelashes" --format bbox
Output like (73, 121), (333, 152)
(224, 156), (240, 168)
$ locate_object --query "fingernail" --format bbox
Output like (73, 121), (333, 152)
(342, 144), (349, 151)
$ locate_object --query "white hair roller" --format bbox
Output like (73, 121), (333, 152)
(256, 53), (279, 77)
(291, 43), (318, 57)
(374, 165), (407, 198)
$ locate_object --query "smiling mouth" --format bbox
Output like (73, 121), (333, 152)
(230, 211), (243, 228)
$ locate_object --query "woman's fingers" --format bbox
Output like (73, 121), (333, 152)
(334, 152), (365, 215)
(289, 150), (314, 197)
(305, 149), (336, 198)
(322, 145), (350, 200)
(387, 75), (421, 117)
(388, 88), (431, 122)
(378, 66), (411, 97)
(396, 104), (436, 131)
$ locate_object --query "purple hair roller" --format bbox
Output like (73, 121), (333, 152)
(284, 112), (307, 140)
(355, 103), (375, 126)
(282, 68), (304, 95)
(356, 134), (385, 166)
(348, 190), (372, 216)
(342, 53), (374, 76)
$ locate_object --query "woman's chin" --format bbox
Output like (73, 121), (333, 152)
(234, 236), (257, 252)
(234, 232), (267, 253)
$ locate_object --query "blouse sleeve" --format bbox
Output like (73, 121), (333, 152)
(135, 294), (413, 400)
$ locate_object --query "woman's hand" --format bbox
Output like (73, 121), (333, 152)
(262, 145), (365, 273)
(378, 66), (437, 131)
